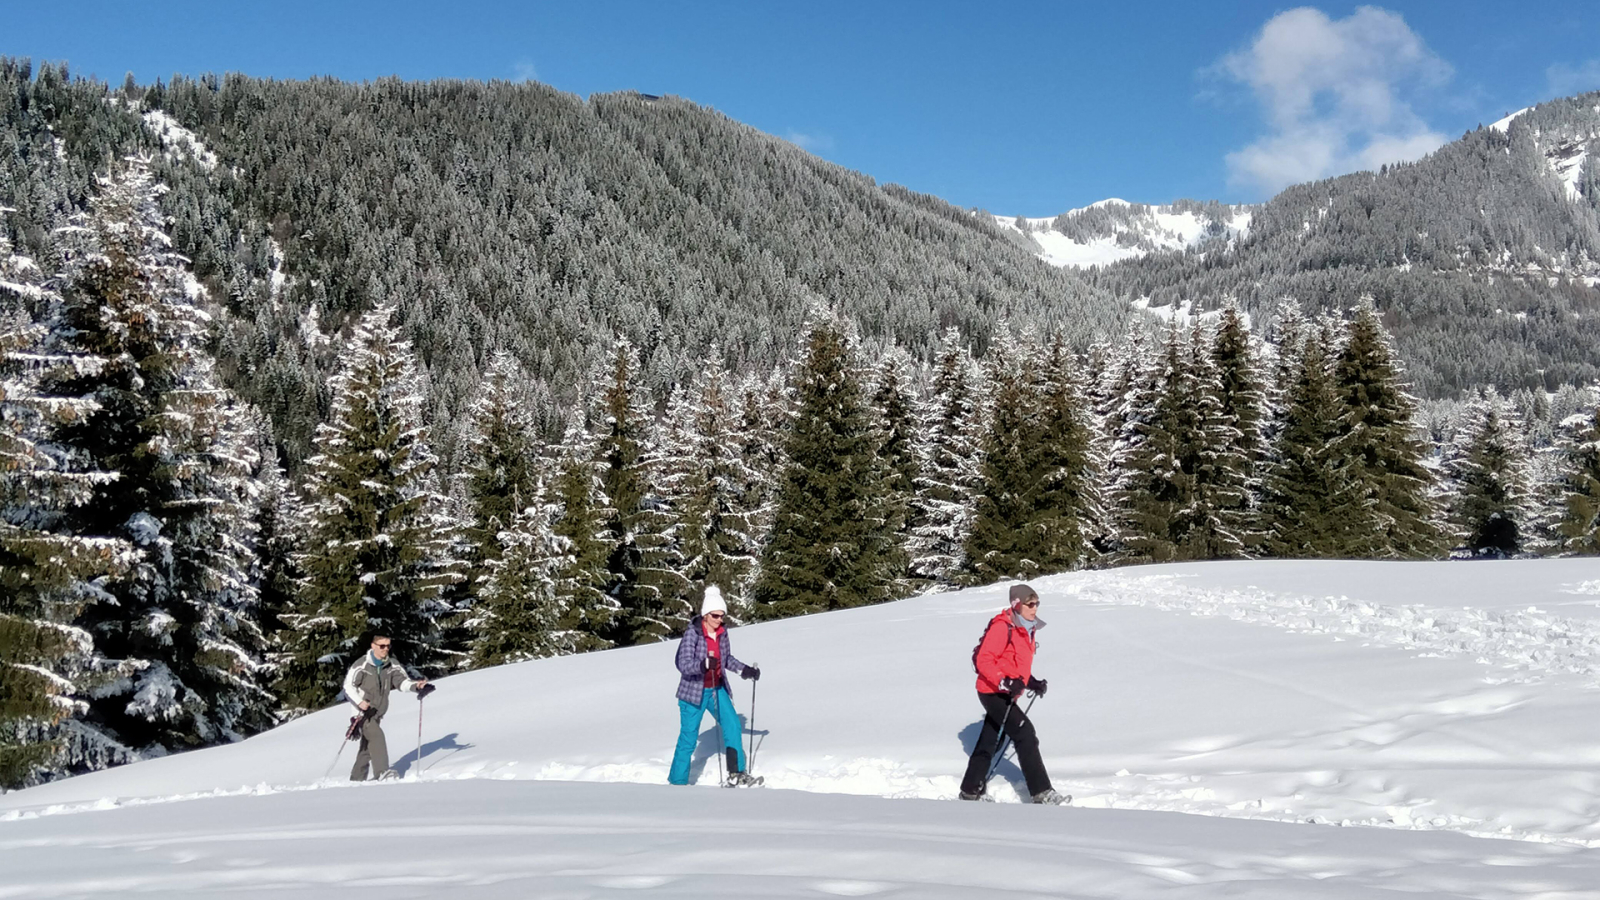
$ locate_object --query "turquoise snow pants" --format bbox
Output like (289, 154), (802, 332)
(668, 686), (745, 784)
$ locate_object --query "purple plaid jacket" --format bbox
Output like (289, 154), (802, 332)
(674, 616), (748, 704)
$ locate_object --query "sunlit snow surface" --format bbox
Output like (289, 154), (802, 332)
(6, 559), (1600, 898)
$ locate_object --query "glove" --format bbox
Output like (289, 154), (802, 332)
(1026, 676), (1047, 697)
(362, 705), (378, 719)
(416, 683), (436, 699)
(999, 677), (1025, 699)
(741, 665), (761, 681)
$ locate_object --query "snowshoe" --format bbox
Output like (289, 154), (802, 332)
(1030, 789), (1071, 805)
(377, 768), (401, 781)
(724, 772), (763, 788)
(958, 789), (994, 802)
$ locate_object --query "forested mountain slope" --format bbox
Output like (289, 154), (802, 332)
(1081, 93), (1600, 396)
(0, 63), (1124, 466)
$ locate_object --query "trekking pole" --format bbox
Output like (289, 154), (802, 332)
(322, 716), (356, 781)
(411, 683), (435, 779)
(711, 678), (727, 785)
(747, 671), (758, 778)
(984, 694), (1037, 784)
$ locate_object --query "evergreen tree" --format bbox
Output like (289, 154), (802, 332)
(869, 348), (919, 594)
(459, 351), (540, 593)
(1111, 325), (1244, 563)
(277, 302), (462, 714)
(750, 318), (899, 618)
(1331, 301), (1444, 558)
(963, 326), (1043, 581)
(548, 412), (617, 651)
(1209, 301), (1268, 550)
(0, 239), (132, 787)
(46, 159), (274, 762)
(729, 368), (788, 607)
(1441, 388), (1533, 556)
(907, 329), (982, 584)
(1260, 327), (1370, 557)
(592, 339), (683, 644)
(468, 485), (566, 666)
(1557, 404), (1600, 555)
(1026, 335), (1104, 572)
(671, 354), (759, 615)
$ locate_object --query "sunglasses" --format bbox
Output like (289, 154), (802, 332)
(706, 612), (725, 619)
(374, 642), (391, 649)
(1020, 600), (1040, 608)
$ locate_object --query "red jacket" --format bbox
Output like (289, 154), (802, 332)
(974, 610), (1038, 694)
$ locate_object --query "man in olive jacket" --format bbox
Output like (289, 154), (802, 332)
(343, 634), (429, 781)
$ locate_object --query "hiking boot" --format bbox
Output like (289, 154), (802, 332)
(958, 789), (986, 801)
(725, 771), (762, 788)
(1031, 789), (1070, 805)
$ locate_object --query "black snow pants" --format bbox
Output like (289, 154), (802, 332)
(960, 691), (1052, 797)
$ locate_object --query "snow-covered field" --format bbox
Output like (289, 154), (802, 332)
(5, 559), (1600, 898)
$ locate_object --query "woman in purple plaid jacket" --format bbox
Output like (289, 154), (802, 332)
(668, 586), (762, 786)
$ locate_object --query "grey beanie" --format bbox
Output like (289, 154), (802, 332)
(1009, 583), (1039, 606)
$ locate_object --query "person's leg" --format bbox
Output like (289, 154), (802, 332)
(1003, 705), (1052, 796)
(668, 697), (707, 785)
(714, 687), (746, 773)
(367, 717), (391, 775)
(959, 692), (1010, 795)
(350, 721), (372, 781)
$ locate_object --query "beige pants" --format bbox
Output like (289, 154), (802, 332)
(350, 715), (389, 781)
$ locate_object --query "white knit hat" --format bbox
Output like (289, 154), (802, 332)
(700, 586), (728, 617)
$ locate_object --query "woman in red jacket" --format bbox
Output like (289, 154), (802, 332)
(959, 583), (1068, 804)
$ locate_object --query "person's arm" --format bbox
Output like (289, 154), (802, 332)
(973, 619), (1012, 689)
(675, 628), (703, 677)
(343, 663), (367, 710)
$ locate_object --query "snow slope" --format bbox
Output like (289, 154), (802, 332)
(992, 200), (1252, 269)
(5, 559), (1600, 898)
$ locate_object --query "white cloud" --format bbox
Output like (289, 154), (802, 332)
(785, 131), (835, 154)
(787, 129), (838, 152)
(1547, 60), (1600, 97)
(1216, 6), (1451, 196)
(512, 59), (538, 83)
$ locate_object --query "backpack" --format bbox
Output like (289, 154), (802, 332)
(971, 615), (1014, 674)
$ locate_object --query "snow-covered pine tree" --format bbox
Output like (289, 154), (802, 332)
(907, 328), (983, 585)
(45, 158), (275, 763)
(671, 353), (759, 618)
(1260, 324), (1370, 557)
(467, 480), (567, 667)
(0, 235), (133, 788)
(1026, 335), (1103, 572)
(1441, 387), (1534, 556)
(729, 368), (788, 607)
(1111, 324), (1243, 562)
(750, 316), (899, 618)
(869, 347), (919, 595)
(459, 351), (541, 595)
(1556, 404), (1600, 555)
(963, 324), (1042, 582)
(592, 339), (684, 645)
(1208, 301), (1268, 551)
(548, 409), (617, 652)
(1331, 300), (1444, 558)
(276, 301), (462, 714)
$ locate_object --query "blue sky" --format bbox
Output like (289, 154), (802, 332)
(6, 2), (1598, 214)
